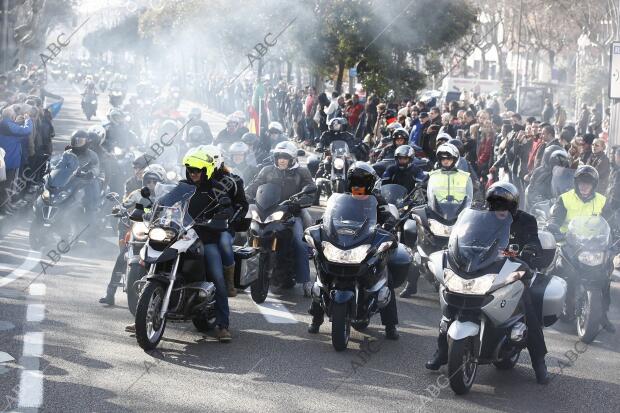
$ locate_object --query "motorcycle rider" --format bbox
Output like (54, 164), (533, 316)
(377, 127), (408, 161)
(307, 161), (400, 339)
(156, 146), (248, 341)
(68, 130), (101, 234)
(525, 146), (568, 209)
(99, 164), (166, 306)
(317, 117), (367, 160)
(246, 141), (317, 294)
(426, 182), (552, 384)
(185, 107), (214, 145)
(256, 121), (288, 164)
(548, 165), (615, 333)
(228, 141), (258, 185)
(382, 144), (426, 192)
(400, 143), (473, 298)
(102, 108), (140, 153)
(215, 114), (244, 151)
(125, 154), (151, 196)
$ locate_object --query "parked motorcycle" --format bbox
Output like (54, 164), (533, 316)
(246, 183), (316, 303)
(549, 216), (616, 343)
(430, 209), (565, 394)
(305, 193), (412, 351)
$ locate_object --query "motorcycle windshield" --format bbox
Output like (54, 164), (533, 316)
(153, 183), (177, 200)
(551, 166), (575, 198)
(48, 152), (79, 188)
(323, 193), (377, 248)
(448, 209), (512, 274)
(255, 183), (282, 213)
(426, 175), (472, 221)
(149, 182), (195, 229)
(381, 184), (408, 209)
(566, 215), (610, 250)
(330, 140), (350, 157)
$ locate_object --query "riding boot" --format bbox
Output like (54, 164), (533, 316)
(223, 265), (237, 297)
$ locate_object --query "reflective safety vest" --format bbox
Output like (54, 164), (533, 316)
(559, 189), (606, 232)
(428, 169), (471, 202)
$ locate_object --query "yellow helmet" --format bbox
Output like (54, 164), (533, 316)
(183, 147), (215, 179)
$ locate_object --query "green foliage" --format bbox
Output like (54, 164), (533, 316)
(576, 63), (606, 106)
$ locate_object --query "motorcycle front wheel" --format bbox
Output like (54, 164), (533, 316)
(135, 281), (167, 351)
(250, 253), (270, 303)
(331, 302), (351, 351)
(576, 289), (603, 343)
(448, 336), (478, 395)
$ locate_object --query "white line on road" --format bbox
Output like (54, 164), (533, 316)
(29, 284), (46, 296)
(254, 296), (298, 324)
(0, 250), (41, 288)
(18, 370), (43, 408)
(26, 305), (45, 323)
(22, 332), (44, 358)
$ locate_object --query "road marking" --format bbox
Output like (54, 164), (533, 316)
(26, 305), (45, 323)
(18, 369), (43, 408)
(0, 250), (41, 288)
(0, 320), (15, 331)
(0, 351), (15, 363)
(23, 332), (44, 357)
(29, 284), (46, 296)
(254, 296), (298, 324)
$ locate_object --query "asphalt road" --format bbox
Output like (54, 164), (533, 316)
(0, 81), (619, 413)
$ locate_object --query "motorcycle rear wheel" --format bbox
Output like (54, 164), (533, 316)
(135, 281), (167, 351)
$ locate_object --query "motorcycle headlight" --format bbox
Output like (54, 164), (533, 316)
(578, 251), (605, 266)
(444, 269), (495, 295)
(131, 222), (149, 241)
(428, 219), (452, 237)
(113, 147), (123, 156)
(322, 241), (370, 264)
(148, 227), (168, 242)
(41, 189), (50, 201)
(251, 209), (262, 223)
(55, 190), (70, 202)
(333, 158), (345, 170)
(265, 211), (285, 223)
(166, 171), (177, 181)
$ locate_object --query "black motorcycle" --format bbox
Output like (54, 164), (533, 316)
(305, 193), (412, 351)
(247, 183), (316, 303)
(109, 89), (125, 108)
(29, 152), (102, 249)
(81, 93), (97, 120)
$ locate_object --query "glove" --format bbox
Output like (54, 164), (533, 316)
(288, 202), (301, 216)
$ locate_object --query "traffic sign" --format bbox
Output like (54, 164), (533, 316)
(609, 42), (620, 99)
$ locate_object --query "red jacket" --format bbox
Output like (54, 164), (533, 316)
(527, 138), (543, 173)
(476, 136), (493, 169)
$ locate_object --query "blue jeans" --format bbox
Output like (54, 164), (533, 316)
(203, 234), (231, 328)
(292, 217), (310, 283)
(219, 231), (235, 267)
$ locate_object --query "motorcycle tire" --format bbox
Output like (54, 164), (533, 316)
(135, 281), (167, 351)
(126, 265), (145, 316)
(250, 253), (270, 304)
(447, 336), (478, 395)
(331, 302), (351, 351)
(493, 350), (520, 370)
(576, 289), (603, 343)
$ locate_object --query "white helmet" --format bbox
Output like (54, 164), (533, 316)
(436, 132), (452, 144)
(386, 122), (403, 132)
(268, 121), (284, 134)
(142, 164), (166, 185)
(436, 143), (460, 171)
(87, 125), (106, 141)
(229, 142), (250, 155)
(273, 141), (298, 169)
(200, 144), (223, 169)
(233, 110), (246, 123)
(226, 114), (239, 125)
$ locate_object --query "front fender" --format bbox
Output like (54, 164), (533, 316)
(447, 320), (480, 341)
(146, 273), (171, 285)
(332, 290), (354, 304)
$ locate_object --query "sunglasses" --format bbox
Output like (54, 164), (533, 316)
(186, 167), (202, 174)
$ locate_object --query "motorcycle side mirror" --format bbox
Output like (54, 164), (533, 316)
(129, 207), (144, 222)
(297, 149), (306, 157)
(140, 186), (151, 199)
(508, 244), (520, 254)
(105, 192), (119, 201)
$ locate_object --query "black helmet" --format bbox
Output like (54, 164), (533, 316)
(241, 132), (258, 147)
(346, 161), (378, 194)
(486, 182), (519, 216)
(133, 154), (150, 170)
(328, 117), (348, 132)
(71, 130), (89, 153)
(392, 128), (409, 144)
(574, 165), (599, 201)
(549, 149), (569, 169)
(542, 145), (563, 167)
(394, 145), (414, 170)
(447, 138), (465, 156)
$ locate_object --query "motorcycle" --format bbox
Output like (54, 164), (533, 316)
(29, 152), (103, 249)
(305, 193), (412, 351)
(549, 216), (616, 343)
(430, 209), (565, 394)
(406, 174), (472, 292)
(130, 183), (223, 350)
(81, 93), (97, 120)
(109, 89), (125, 108)
(246, 183), (316, 303)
